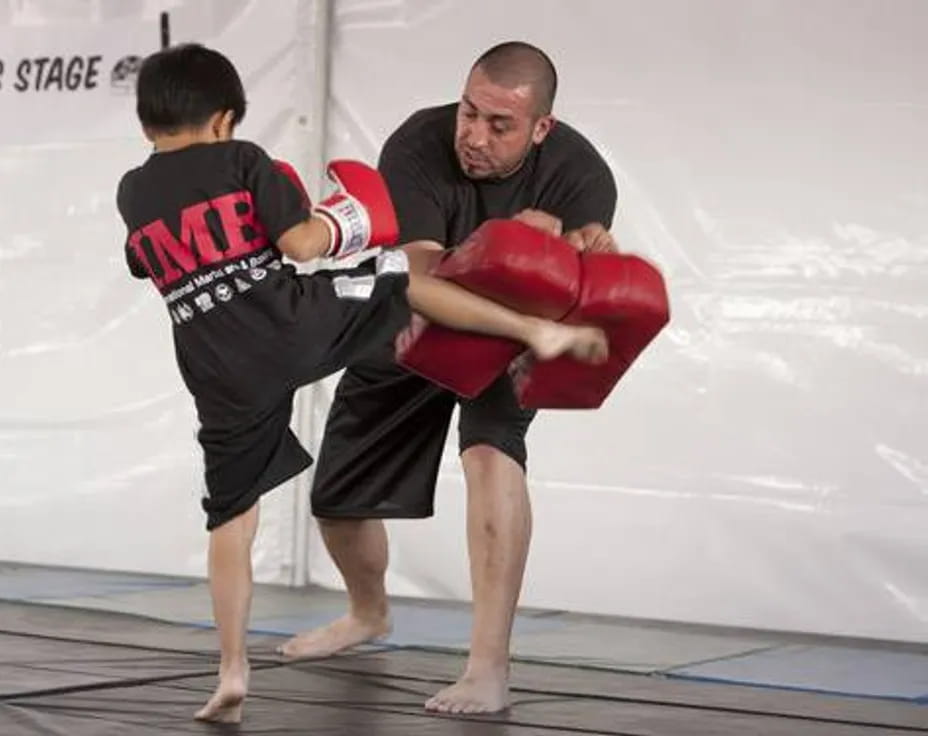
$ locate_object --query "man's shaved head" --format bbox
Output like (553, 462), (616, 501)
(472, 41), (558, 117)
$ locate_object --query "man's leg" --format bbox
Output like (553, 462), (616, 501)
(426, 444), (530, 714)
(195, 503), (259, 723)
(279, 518), (391, 658)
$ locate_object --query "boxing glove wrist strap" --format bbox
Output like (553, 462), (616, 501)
(315, 193), (372, 257)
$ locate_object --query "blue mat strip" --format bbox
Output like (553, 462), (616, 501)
(667, 671), (926, 704)
(667, 646), (928, 703)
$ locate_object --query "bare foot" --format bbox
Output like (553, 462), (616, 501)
(277, 613), (391, 660)
(567, 324), (609, 363)
(194, 664), (248, 723)
(425, 672), (510, 715)
(527, 320), (609, 364)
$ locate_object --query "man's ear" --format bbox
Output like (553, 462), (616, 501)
(532, 114), (555, 145)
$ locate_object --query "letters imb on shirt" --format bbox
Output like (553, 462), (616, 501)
(128, 190), (269, 290)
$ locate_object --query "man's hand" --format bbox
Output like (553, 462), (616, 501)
(513, 208), (562, 237)
(564, 223), (618, 253)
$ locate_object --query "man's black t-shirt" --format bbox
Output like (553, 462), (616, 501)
(379, 103), (617, 246)
(310, 104), (618, 518)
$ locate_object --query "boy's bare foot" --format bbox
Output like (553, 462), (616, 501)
(277, 613), (392, 659)
(194, 663), (249, 723)
(425, 668), (510, 714)
(527, 319), (608, 364)
(567, 324), (610, 363)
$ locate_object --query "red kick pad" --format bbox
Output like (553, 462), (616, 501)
(396, 219), (581, 397)
(511, 251), (670, 409)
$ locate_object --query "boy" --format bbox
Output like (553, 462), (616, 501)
(116, 43), (606, 723)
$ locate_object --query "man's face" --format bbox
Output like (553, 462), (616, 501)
(454, 66), (553, 180)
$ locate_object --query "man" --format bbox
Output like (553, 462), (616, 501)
(281, 41), (618, 715)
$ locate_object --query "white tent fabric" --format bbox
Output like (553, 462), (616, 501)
(0, 0), (322, 583)
(1, 0), (926, 640)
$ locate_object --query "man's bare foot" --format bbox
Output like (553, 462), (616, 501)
(277, 613), (391, 660)
(527, 320), (608, 364)
(425, 671), (510, 715)
(194, 664), (248, 723)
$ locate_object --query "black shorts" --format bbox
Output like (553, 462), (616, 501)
(311, 355), (536, 520)
(198, 250), (411, 530)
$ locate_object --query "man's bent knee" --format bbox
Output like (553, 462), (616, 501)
(317, 517), (362, 531)
(462, 443), (526, 475)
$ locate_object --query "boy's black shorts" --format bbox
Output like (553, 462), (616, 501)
(198, 249), (411, 530)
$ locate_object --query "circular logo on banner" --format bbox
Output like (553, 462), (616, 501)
(110, 55), (143, 94)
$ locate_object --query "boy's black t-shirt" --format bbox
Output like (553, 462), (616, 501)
(117, 140), (414, 529)
(116, 140), (310, 424)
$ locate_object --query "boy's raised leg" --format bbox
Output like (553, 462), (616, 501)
(405, 269), (608, 364)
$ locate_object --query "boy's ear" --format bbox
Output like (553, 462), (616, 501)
(215, 109), (235, 140)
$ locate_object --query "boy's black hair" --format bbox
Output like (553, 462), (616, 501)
(136, 43), (246, 133)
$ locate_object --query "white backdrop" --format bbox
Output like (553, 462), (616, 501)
(309, 0), (928, 641)
(0, 0), (323, 584)
(1, 0), (926, 641)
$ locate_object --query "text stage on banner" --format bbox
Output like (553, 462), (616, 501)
(0, 19), (162, 145)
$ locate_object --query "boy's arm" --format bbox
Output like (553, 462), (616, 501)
(275, 217), (333, 262)
(269, 160), (332, 262)
(242, 144), (322, 262)
(275, 160), (404, 262)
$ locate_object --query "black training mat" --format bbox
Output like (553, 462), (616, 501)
(1, 602), (926, 735)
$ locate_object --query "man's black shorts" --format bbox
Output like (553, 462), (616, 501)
(311, 352), (536, 519)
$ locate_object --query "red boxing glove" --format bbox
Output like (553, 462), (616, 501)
(273, 159), (312, 210)
(314, 160), (399, 257)
(396, 219), (581, 397)
(511, 251), (669, 409)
